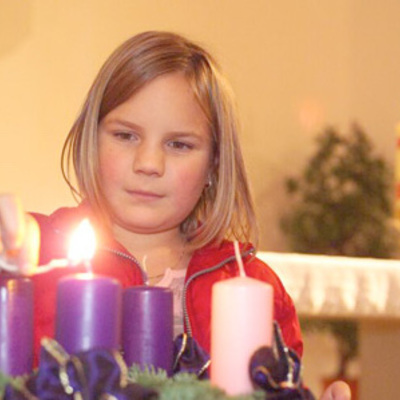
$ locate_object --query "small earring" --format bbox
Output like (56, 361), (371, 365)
(205, 176), (212, 188)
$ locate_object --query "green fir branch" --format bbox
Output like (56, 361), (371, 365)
(128, 365), (265, 400)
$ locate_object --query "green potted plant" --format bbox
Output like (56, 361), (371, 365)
(280, 124), (398, 385)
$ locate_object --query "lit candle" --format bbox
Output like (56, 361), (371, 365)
(55, 219), (122, 355)
(0, 276), (33, 376)
(122, 286), (173, 375)
(210, 243), (273, 395)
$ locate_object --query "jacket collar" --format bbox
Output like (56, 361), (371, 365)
(47, 204), (255, 272)
(188, 240), (255, 275)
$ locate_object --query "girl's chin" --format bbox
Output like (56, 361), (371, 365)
(113, 219), (181, 235)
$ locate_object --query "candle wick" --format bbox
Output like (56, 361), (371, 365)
(233, 241), (246, 278)
(83, 259), (92, 273)
(142, 255), (150, 286)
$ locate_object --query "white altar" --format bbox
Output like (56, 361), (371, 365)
(258, 251), (400, 400)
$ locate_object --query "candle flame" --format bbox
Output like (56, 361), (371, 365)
(233, 241), (246, 278)
(68, 219), (96, 266)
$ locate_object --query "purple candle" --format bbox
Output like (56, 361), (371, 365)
(55, 273), (122, 355)
(122, 286), (173, 375)
(0, 276), (33, 376)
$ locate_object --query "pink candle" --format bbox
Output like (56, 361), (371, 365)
(211, 276), (273, 395)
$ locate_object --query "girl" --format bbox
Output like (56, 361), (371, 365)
(0, 31), (350, 400)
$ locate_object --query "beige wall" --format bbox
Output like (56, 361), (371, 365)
(1, 0), (399, 252)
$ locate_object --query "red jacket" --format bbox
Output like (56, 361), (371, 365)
(31, 205), (303, 365)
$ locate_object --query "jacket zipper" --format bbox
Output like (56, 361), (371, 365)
(182, 247), (254, 337)
(100, 246), (148, 283)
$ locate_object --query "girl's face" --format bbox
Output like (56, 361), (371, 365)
(97, 72), (213, 236)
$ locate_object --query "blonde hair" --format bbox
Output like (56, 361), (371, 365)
(62, 31), (258, 249)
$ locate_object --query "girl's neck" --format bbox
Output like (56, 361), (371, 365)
(112, 225), (184, 253)
(112, 224), (191, 283)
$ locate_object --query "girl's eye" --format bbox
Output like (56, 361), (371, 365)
(168, 140), (193, 150)
(113, 132), (137, 141)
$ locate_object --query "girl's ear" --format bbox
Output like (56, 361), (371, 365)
(205, 175), (212, 188)
(205, 146), (218, 188)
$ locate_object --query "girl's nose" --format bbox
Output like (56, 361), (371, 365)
(132, 143), (165, 176)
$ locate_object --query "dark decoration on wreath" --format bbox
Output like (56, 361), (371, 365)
(3, 338), (158, 400)
(2, 325), (316, 399)
(250, 322), (315, 400)
(172, 333), (210, 378)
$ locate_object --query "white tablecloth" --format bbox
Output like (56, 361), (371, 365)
(258, 252), (400, 319)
